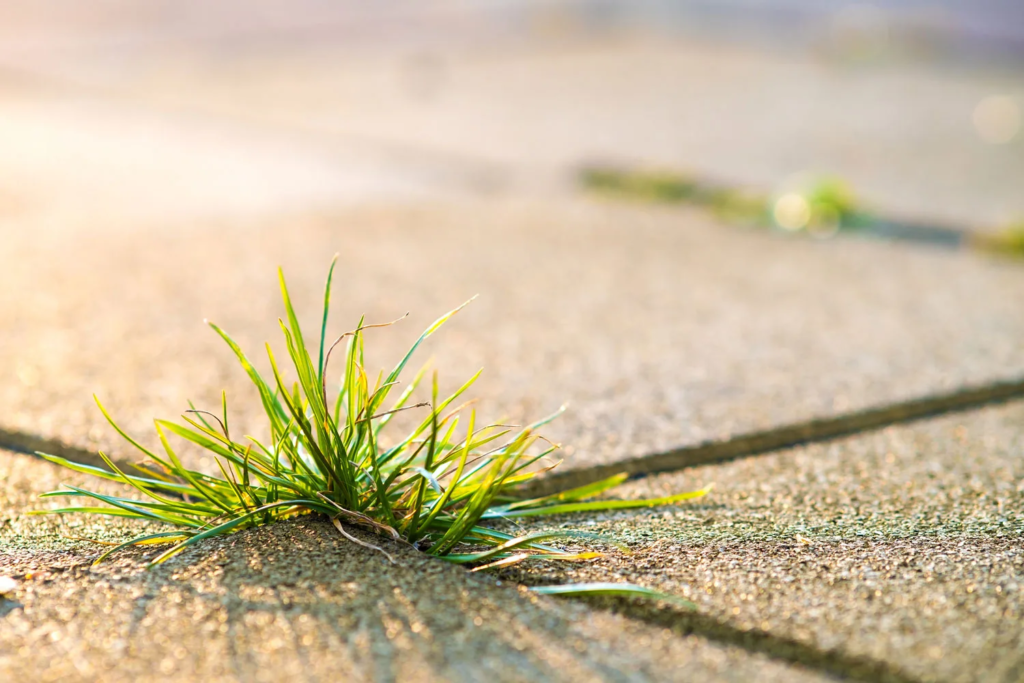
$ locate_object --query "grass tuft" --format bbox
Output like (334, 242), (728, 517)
(35, 258), (708, 599)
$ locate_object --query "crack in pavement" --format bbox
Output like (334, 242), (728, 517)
(7, 375), (1024, 495)
(519, 374), (1024, 497)
(7, 378), (1024, 681)
(0, 426), (109, 471)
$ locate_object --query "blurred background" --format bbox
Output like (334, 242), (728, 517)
(1, 0), (1022, 236)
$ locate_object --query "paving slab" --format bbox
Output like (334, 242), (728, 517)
(0, 448), (833, 683)
(3, 198), (1024, 472)
(509, 402), (1024, 683)
(2, 9), (1022, 681)
(14, 35), (1024, 227)
(0, 77), (450, 232)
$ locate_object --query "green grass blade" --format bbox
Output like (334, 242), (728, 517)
(146, 499), (325, 566)
(29, 506), (166, 520)
(93, 396), (167, 465)
(54, 486), (203, 527)
(265, 343), (345, 495)
(92, 531), (195, 565)
(154, 424), (237, 515)
(482, 486), (713, 519)
(416, 411), (475, 534)
(96, 451), (221, 513)
(318, 255), (338, 376)
(35, 452), (195, 496)
(525, 404), (567, 431)
(278, 267), (307, 362)
(503, 473), (629, 511)
(370, 298), (476, 416)
(208, 321), (289, 430)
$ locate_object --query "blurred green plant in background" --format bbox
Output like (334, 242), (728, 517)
(580, 165), (861, 237)
(580, 164), (1024, 261)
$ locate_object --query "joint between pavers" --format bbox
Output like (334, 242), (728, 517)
(0, 427), (112, 472)
(519, 374), (1024, 497)
(8, 375), (1024, 501)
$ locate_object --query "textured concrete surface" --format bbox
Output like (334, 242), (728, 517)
(0, 449), (834, 683)
(158, 40), (1024, 225)
(3, 199), (1024, 472)
(0, 75), (449, 231)
(510, 402), (1024, 683)
(3, 8), (1024, 682)
(6, 35), (1023, 227)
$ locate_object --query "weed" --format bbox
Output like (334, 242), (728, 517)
(35, 259), (707, 601)
(580, 167), (700, 203)
(579, 165), (864, 236)
(970, 223), (1024, 259)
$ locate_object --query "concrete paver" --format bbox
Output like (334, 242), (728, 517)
(20, 37), (1024, 227)
(2, 9), (1024, 680)
(512, 402), (1024, 683)
(3, 199), (1024, 472)
(0, 448), (833, 683)
(0, 79), (449, 232)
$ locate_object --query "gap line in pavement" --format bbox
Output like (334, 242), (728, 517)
(6, 376), (1024, 495)
(519, 374), (1024, 497)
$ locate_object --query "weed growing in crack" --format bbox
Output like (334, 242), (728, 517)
(35, 258), (707, 600)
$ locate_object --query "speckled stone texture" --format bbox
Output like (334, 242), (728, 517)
(0, 448), (837, 683)
(3, 13), (1024, 682)
(511, 403), (1024, 683)
(4, 198), (1023, 680)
